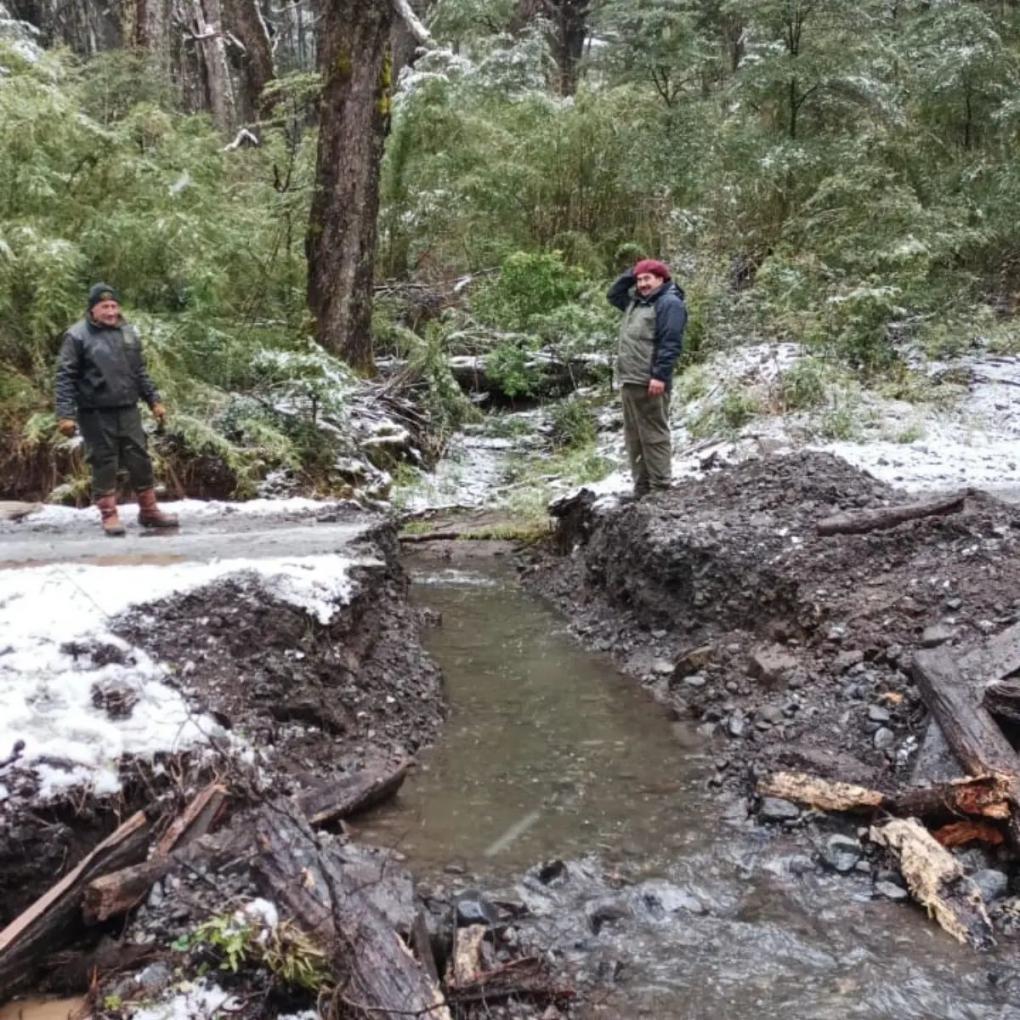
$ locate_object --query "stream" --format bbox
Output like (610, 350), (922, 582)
(355, 555), (1020, 1020)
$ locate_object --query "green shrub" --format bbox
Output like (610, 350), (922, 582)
(471, 251), (588, 331)
(777, 358), (827, 411)
(548, 397), (597, 449)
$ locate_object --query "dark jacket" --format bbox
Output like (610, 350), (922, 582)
(607, 273), (687, 388)
(55, 316), (160, 419)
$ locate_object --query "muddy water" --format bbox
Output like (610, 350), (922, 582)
(357, 559), (1020, 1020)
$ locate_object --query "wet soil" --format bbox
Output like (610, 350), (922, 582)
(524, 451), (1020, 792)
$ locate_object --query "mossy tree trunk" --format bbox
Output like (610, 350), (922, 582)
(222, 0), (276, 125)
(306, 0), (393, 373)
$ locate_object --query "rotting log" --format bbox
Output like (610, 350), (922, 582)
(297, 758), (412, 827)
(449, 924), (488, 986)
(758, 771), (1010, 822)
(912, 647), (1020, 849)
(870, 817), (993, 949)
(0, 812), (150, 998)
(933, 821), (1005, 850)
(250, 804), (451, 1020)
(816, 494), (965, 536)
(154, 782), (228, 857)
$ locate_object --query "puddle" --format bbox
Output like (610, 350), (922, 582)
(355, 560), (709, 872)
(357, 560), (1020, 1019)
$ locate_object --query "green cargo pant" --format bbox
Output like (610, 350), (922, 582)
(77, 406), (155, 499)
(620, 383), (672, 496)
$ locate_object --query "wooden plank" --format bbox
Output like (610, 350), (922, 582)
(154, 782), (228, 857)
(816, 494), (965, 536)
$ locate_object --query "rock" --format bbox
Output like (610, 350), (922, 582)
(756, 705), (783, 725)
(748, 644), (799, 687)
(867, 704), (891, 723)
(759, 797), (800, 822)
(822, 834), (862, 873)
(921, 624), (954, 648)
(455, 889), (500, 927)
(873, 727), (895, 750)
(536, 859), (567, 886)
(586, 897), (632, 934)
(971, 869), (1009, 903)
(674, 644), (714, 677)
(727, 714), (746, 738)
(652, 658), (675, 675)
(833, 649), (864, 673)
(874, 880), (909, 901)
(684, 673), (707, 688)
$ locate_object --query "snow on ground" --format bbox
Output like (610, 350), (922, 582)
(0, 550), (377, 798)
(15, 496), (331, 535)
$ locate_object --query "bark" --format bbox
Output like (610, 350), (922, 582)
(815, 493), (966, 536)
(222, 0), (276, 123)
(250, 805), (451, 1020)
(870, 817), (993, 949)
(306, 0), (393, 372)
(0, 812), (151, 999)
(10, 0), (122, 54)
(513, 0), (591, 96)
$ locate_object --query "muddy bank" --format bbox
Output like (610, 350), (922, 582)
(0, 512), (445, 997)
(526, 451), (1020, 791)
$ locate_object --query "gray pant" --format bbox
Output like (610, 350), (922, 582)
(620, 384), (671, 496)
(77, 406), (155, 499)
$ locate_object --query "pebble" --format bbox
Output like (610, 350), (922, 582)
(875, 880), (909, 901)
(652, 658), (675, 675)
(873, 727), (895, 750)
(759, 797), (800, 822)
(921, 624), (954, 647)
(728, 714), (746, 738)
(684, 673), (707, 688)
(822, 834), (862, 873)
(867, 705), (891, 723)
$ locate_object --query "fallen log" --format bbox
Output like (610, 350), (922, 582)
(297, 757), (412, 827)
(933, 821), (1005, 850)
(0, 811), (150, 998)
(449, 924), (488, 986)
(758, 771), (1010, 822)
(912, 647), (1020, 849)
(154, 782), (228, 857)
(816, 493), (965, 536)
(251, 804), (451, 1020)
(870, 817), (993, 949)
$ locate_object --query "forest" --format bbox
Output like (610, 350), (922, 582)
(1, 0), (1019, 502)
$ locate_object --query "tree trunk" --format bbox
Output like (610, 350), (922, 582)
(306, 0), (393, 372)
(10, 0), (123, 54)
(222, 0), (276, 124)
(190, 0), (237, 134)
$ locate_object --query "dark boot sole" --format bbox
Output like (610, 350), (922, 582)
(139, 519), (179, 529)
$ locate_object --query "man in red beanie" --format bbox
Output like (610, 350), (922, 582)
(607, 259), (687, 496)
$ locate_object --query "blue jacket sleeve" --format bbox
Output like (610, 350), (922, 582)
(651, 293), (687, 383)
(607, 273), (635, 311)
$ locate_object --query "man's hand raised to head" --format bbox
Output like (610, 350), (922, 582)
(647, 379), (666, 397)
(151, 402), (167, 422)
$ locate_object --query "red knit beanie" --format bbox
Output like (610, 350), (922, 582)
(633, 259), (671, 280)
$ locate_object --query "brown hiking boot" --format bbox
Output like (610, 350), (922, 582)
(96, 493), (126, 537)
(137, 488), (179, 529)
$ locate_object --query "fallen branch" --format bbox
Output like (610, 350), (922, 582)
(758, 771), (1010, 822)
(816, 494), (965, 536)
(870, 817), (993, 949)
(392, 0), (432, 45)
(297, 757), (412, 826)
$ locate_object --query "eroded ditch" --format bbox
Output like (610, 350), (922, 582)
(355, 552), (1018, 1019)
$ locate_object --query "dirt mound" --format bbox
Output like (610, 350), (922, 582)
(529, 451), (1020, 787)
(0, 523), (444, 943)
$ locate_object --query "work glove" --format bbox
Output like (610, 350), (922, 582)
(57, 418), (76, 438)
(151, 402), (167, 423)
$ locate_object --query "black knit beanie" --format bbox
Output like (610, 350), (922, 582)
(87, 283), (119, 309)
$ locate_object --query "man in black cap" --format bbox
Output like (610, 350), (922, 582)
(55, 283), (179, 536)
